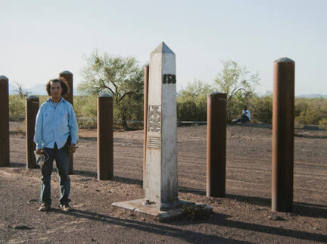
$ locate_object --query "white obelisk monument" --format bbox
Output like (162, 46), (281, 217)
(113, 42), (209, 220)
(144, 42), (178, 210)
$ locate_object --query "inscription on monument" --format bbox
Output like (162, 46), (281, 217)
(147, 105), (161, 149)
(163, 74), (176, 84)
(148, 105), (161, 133)
(147, 135), (161, 149)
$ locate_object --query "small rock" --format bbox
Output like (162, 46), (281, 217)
(27, 199), (38, 205)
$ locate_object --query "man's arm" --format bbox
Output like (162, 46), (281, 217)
(34, 106), (44, 150)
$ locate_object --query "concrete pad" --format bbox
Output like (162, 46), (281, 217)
(112, 199), (211, 222)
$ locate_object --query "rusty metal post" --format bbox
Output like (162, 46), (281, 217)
(143, 64), (149, 189)
(59, 71), (74, 174)
(0, 76), (9, 167)
(272, 57), (295, 212)
(59, 71), (73, 105)
(97, 94), (113, 180)
(206, 92), (227, 197)
(26, 96), (39, 169)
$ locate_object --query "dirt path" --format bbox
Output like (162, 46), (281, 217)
(1, 124), (327, 243)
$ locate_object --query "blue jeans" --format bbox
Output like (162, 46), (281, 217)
(40, 143), (70, 205)
(232, 115), (250, 125)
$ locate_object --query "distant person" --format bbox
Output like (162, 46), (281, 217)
(232, 106), (251, 124)
(34, 78), (78, 212)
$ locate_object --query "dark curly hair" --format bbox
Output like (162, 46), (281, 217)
(46, 79), (69, 96)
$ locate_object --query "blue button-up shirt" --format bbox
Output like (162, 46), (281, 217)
(34, 97), (78, 149)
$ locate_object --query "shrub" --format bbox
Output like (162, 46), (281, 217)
(295, 98), (327, 125)
(9, 95), (25, 121)
(75, 95), (97, 119)
(319, 118), (327, 129)
(177, 80), (213, 121)
(250, 95), (272, 124)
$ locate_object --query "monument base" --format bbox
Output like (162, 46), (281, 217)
(112, 199), (211, 222)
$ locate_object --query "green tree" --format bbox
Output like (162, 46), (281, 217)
(79, 51), (144, 129)
(214, 60), (259, 122)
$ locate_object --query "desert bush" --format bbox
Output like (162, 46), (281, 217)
(295, 98), (327, 125)
(295, 108), (321, 125)
(319, 118), (327, 129)
(9, 95), (25, 121)
(250, 95), (272, 123)
(75, 95), (97, 119)
(177, 80), (213, 121)
(74, 95), (97, 128)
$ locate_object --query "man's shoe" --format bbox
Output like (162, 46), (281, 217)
(59, 203), (72, 212)
(39, 203), (50, 211)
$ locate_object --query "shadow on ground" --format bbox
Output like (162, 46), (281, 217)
(50, 209), (245, 244)
(71, 170), (327, 220)
(50, 207), (327, 243)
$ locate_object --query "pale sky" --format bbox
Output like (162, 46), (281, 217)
(1, 0), (326, 95)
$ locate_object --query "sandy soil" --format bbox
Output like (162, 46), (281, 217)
(0, 123), (327, 243)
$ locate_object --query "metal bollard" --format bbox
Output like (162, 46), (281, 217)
(0, 76), (9, 166)
(272, 57), (295, 212)
(97, 94), (113, 180)
(206, 92), (227, 197)
(59, 71), (74, 174)
(26, 96), (39, 168)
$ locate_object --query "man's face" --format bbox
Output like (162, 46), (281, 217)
(50, 81), (62, 99)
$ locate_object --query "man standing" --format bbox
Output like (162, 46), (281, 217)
(34, 79), (78, 212)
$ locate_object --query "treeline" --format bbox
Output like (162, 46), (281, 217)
(8, 52), (327, 130)
(8, 94), (327, 129)
(176, 81), (327, 128)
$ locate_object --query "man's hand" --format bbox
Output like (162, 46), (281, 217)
(69, 144), (78, 153)
(35, 149), (44, 155)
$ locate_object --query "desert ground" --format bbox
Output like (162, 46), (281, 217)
(0, 122), (327, 243)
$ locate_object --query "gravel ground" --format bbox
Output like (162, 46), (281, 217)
(0, 123), (327, 243)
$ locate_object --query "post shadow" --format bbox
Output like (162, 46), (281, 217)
(51, 208), (248, 244)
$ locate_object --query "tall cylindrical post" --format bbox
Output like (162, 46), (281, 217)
(59, 71), (73, 105)
(143, 64), (149, 189)
(206, 92), (227, 197)
(59, 71), (74, 174)
(0, 76), (10, 166)
(272, 58), (295, 212)
(26, 96), (39, 168)
(97, 94), (113, 180)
